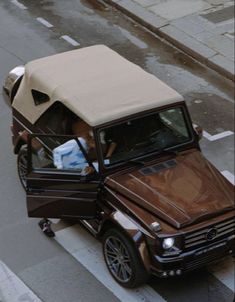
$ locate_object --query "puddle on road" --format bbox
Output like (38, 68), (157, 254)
(116, 26), (148, 49)
(145, 53), (233, 100)
(4, 0), (234, 108)
(186, 92), (234, 134)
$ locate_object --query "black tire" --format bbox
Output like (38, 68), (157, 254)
(17, 147), (28, 191)
(102, 228), (149, 288)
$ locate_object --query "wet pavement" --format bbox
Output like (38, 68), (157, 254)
(7, 0), (234, 132)
(104, 0), (235, 80)
(0, 1), (234, 302)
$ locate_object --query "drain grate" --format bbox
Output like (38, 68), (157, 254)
(201, 6), (234, 23)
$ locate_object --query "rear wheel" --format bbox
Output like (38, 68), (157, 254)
(17, 147), (28, 191)
(102, 228), (149, 288)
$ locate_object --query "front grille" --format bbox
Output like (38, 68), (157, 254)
(184, 247), (228, 271)
(184, 217), (235, 250)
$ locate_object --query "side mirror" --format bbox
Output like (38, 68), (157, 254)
(193, 125), (203, 141)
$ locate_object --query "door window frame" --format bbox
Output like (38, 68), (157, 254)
(27, 133), (100, 180)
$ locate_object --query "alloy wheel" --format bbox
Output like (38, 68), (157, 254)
(17, 148), (27, 190)
(104, 235), (132, 283)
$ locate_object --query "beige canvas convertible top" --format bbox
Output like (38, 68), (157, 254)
(13, 45), (183, 126)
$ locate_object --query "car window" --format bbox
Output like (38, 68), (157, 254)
(35, 102), (77, 134)
(29, 134), (98, 175)
(99, 107), (192, 166)
(31, 89), (50, 106)
(159, 108), (189, 138)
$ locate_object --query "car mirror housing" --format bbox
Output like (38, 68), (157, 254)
(194, 125), (203, 141)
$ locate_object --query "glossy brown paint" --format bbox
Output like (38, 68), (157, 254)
(26, 171), (99, 218)
(106, 149), (234, 229)
(110, 208), (152, 272)
(110, 185), (235, 235)
(5, 55), (234, 285)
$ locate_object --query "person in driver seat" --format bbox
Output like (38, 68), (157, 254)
(53, 119), (96, 174)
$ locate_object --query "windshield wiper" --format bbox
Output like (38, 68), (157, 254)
(155, 148), (178, 156)
(122, 148), (178, 167)
(125, 158), (146, 166)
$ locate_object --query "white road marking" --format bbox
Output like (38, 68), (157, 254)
(36, 17), (53, 28)
(203, 130), (234, 141)
(221, 170), (235, 185)
(11, 0), (27, 10)
(208, 257), (235, 292)
(55, 225), (166, 302)
(0, 261), (42, 302)
(193, 124), (234, 141)
(61, 35), (80, 47)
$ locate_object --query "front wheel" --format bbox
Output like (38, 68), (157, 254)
(17, 147), (28, 191)
(102, 228), (149, 288)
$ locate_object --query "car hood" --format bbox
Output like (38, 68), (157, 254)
(106, 150), (234, 229)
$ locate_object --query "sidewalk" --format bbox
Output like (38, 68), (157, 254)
(104, 0), (235, 81)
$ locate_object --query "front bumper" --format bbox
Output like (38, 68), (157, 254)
(150, 235), (235, 278)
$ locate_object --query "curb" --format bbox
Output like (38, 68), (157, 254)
(104, 0), (234, 82)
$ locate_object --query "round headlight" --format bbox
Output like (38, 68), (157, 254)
(162, 238), (175, 250)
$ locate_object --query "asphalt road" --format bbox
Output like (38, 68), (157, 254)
(0, 1), (234, 302)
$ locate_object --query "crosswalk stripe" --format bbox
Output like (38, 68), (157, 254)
(54, 223), (235, 297)
(207, 257), (235, 292)
(221, 170), (235, 185)
(55, 224), (166, 302)
(0, 261), (42, 302)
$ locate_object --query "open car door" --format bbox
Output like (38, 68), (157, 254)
(25, 134), (100, 219)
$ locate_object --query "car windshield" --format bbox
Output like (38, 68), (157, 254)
(99, 107), (192, 166)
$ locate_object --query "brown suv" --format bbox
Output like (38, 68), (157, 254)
(3, 45), (234, 288)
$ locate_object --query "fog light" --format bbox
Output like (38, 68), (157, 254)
(169, 270), (175, 276)
(176, 269), (182, 275)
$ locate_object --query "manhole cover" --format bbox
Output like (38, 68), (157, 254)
(201, 5), (234, 23)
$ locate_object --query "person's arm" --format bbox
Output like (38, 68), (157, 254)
(106, 142), (117, 158)
(20, 130), (43, 151)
